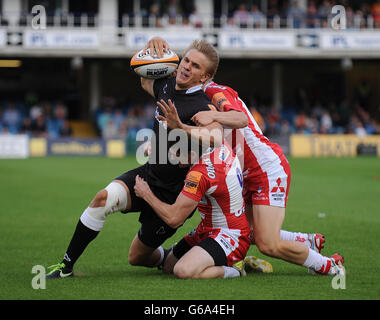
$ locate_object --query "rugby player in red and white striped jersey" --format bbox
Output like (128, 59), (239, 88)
(134, 143), (252, 278)
(195, 81), (344, 276)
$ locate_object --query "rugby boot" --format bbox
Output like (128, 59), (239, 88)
(46, 262), (74, 279)
(244, 256), (273, 273)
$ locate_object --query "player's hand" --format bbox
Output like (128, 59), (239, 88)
(157, 99), (183, 129)
(143, 37), (170, 59)
(191, 111), (216, 126)
(134, 175), (151, 199)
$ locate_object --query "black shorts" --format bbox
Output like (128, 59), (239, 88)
(115, 164), (185, 248)
(173, 237), (227, 266)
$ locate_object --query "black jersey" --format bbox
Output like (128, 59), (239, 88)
(146, 77), (212, 197)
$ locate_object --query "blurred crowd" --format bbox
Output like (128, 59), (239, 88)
(0, 100), (72, 138)
(95, 100), (156, 140)
(227, 0), (380, 29)
(2, 93), (379, 140)
(125, 0), (380, 29)
(250, 100), (380, 138)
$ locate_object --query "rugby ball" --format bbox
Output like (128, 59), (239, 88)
(130, 49), (179, 79)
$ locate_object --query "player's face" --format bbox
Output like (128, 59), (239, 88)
(176, 49), (210, 90)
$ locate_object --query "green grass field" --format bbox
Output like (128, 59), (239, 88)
(1, 156), (379, 300)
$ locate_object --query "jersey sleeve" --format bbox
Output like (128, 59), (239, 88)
(181, 169), (209, 202)
(153, 77), (173, 99)
(207, 86), (241, 112)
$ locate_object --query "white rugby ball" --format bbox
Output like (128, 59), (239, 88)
(130, 48), (179, 79)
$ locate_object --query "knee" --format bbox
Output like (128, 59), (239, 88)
(255, 238), (280, 258)
(173, 263), (193, 279)
(128, 250), (143, 266)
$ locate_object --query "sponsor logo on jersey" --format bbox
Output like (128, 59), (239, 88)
(203, 158), (216, 179)
(270, 178), (285, 201)
(183, 171), (203, 194)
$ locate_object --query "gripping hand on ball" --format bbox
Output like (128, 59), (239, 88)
(143, 37), (170, 59)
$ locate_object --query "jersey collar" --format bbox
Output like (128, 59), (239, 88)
(185, 84), (203, 94)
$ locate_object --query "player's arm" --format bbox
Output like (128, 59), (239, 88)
(141, 77), (155, 97)
(192, 110), (248, 129)
(156, 99), (223, 147)
(134, 175), (198, 228)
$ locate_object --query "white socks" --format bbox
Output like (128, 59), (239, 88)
(302, 248), (329, 272)
(280, 230), (309, 247)
(153, 246), (165, 267)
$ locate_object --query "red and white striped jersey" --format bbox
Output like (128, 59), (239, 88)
(181, 143), (249, 232)
(204, 82), (287, 188)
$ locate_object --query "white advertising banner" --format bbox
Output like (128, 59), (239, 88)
(0, 29), (6, 47)
(23, 30), (99, 49)
(219, 31), (295, 50)
(320, 31), (380, 50)
(0, 134), (29, 158)
(126, 30), (203, 51)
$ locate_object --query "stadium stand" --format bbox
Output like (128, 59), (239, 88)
(0, 0), (380, 158)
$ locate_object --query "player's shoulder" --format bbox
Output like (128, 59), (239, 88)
(205, 82), (229, 91)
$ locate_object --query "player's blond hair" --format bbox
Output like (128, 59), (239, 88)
(185, 39), (219, 79)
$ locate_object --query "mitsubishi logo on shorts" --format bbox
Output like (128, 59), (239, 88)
(271, 178), (285, 193)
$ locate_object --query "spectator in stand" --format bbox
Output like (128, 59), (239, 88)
(31, 114), (48, 137)
(306, 0), (318, 28)
(345, 6), (355, 28)
(189, 8), (203, 28)
(287, 0), (306, 28)
(148, 3), (164, 28)
(167, 0), (180, 23)
(294, 110), (309, 133)
(320, 109), (333, 134)
(350, 115), (367, 137)
(279, 119), (293, 135)
(318, 0), (331, 28)
(308, 115), (319, 133)
(233, 3), (250, 28)
(223, 16), (239, 30)
(20, 117), (33, 136)
(113, 108), (125, 129)
(266, 105), (281, 135)
(30, 103), (42, 121)
(60, 119), (73, 137)
(97, 107), (113, 134)
(102, 119), (119, 139)
(3, 103), (21, 133)
(125, 108), (139, 137)
(250, 4), (266, 28)
(118, 120), (129, 140)
(372, 0), (380, 28)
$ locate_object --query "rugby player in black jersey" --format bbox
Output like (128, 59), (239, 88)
(45, 40), (223, 278)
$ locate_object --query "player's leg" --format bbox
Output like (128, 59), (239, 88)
(246, 196), (325, 252)
(251, 204), (344, 274)
(46, 166), (145, 278)
(173, 246), (224, 279)
(251, 204), (309, 265)
(128, 207), (178, 268)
